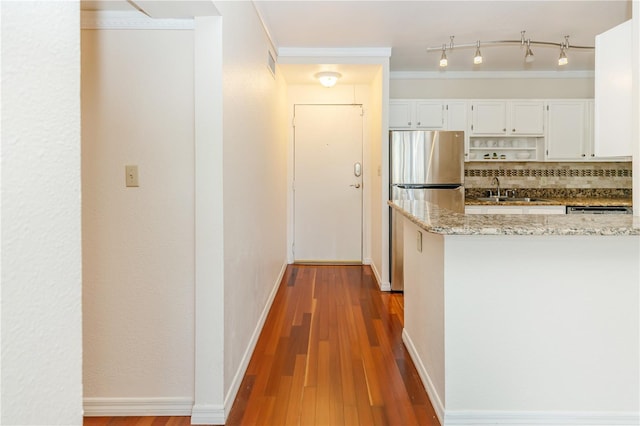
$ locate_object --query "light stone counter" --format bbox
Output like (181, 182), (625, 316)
(392, 199), (640, 425)
(389, 199), (640, 236)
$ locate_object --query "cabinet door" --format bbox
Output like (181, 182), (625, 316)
(471, 101), (506, 134)
(510, 101), (544, 135)
(594, 20), (632, 157)
(545, 101), (588, 160)
(446, 101), (467, 131)
(389, 101), (413, 128)
(415, 101), (445, 128)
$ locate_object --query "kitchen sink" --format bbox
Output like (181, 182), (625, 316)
(475, 197), (550, 203)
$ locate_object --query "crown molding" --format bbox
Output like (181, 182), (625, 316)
(81, 11), (194, 30)
(390, 70), (594, 80)
(278, 47), (392, 58)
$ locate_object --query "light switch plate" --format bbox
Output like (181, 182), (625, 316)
(417, 231), (422, 253)
(125, 165), (139, 187)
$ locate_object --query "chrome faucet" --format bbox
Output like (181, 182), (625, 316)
(491, 177), (501, 197)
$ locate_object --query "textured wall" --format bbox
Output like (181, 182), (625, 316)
(1, 2), (83, 424)
(81, 29), (195, 401)
(215, 0), (289, 407)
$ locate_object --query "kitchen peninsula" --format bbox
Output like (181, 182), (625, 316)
(389, 200), (640, 426)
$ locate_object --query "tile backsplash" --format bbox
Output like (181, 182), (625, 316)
(465, 162), (632, 198)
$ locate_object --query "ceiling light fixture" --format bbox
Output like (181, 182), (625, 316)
(558, 36), (570, 66)
(314, 71), (342, 88)
(524, 39), (535, 63)
(427, 31), (590, 68)
(558, 47), (568, 66)
(473, 41), (483, 65)
(439, 45), (448, 67)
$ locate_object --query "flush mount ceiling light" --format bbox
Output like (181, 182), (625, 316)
(429, 31), (591, 68)
(315, 71), (342, 88)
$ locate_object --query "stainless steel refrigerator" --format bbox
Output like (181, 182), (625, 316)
(389, 130), (465, 291)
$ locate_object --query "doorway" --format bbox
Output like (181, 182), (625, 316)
(293, 104), (364, 263)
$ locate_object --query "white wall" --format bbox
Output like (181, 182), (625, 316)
(81, 29), (195, 409)
(633, 2), (639, 214)
(213, 0), (289, 417)
(390, 76), (594, 99)
(368, 68), (386, 287)
(1, 2), (83, 424)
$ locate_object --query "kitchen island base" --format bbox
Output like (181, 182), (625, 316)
(402, 218), (639, 425)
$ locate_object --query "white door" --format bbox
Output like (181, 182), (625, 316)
(293, 104), (363, 263)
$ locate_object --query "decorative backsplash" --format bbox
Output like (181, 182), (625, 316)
(464, 162), (632, 198)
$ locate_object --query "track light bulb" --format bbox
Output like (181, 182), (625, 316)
(439, 47), (448, 67)
(558, 47), (568, 66)
(473, 41), (482, 65)
(524, 40), (534, 63)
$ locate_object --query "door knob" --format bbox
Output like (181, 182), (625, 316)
(350, 183), (361, 188)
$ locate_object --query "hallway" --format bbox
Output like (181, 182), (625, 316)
(84, 265), (440, 426)
(226, 264), (439, 425)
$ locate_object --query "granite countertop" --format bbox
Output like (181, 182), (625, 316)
(390, 200), (640, 236)
(465, 196), (632, 207)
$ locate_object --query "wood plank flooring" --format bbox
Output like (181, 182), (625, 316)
(84, 265), (440, 426)
(227, 264), (439, 425)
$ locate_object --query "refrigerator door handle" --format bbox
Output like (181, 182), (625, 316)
(354, 162), (362, 177)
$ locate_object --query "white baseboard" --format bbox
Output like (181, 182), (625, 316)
(83, 397), (193, 416)
(402, 330), (639, 426)
(222, 261), (288, 418)
(190, 404), (225, 425)
(444, 410), (640, 425)
(402, 329), (445, 423)
(366, 259), (390, 291)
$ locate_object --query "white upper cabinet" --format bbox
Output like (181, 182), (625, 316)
(446, 101), (468, 131)
(545, 100), (590, 160)
(470, 100), (544, 136)
(389, 101), (414, 128)
(415, 101), (446, 128)
(390, 100), (467, 131)
(594, 20), (632, 158)
(470, 101), (506, 134)
(509, 101), (545, 135)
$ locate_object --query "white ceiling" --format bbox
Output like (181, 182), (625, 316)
(82, 0), (632, 84)
(255, 0), (631, 76)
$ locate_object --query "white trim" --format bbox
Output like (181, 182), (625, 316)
(223, 262), (288, 418)
(444, 410), (640, 425)
(390, 70), (595, 80)
(279, 47), (392, 58)
(81, 11), (194, 30)
(402, 329), (446, 424)
(83, 397), (193, 416)
(190, 404), (225, 425)
(365, 258), (390, 291)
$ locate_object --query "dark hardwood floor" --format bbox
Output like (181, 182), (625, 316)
(84, 265), (440, 426)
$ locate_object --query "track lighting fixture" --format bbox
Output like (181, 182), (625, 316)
(524, 39), (534, 63)
(427, 31), (591, 68)
(558, 45), (568, 66)
(558, 36), (570, 66)
(439, 45), (448, 67)
(473, 41), (483, 65)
